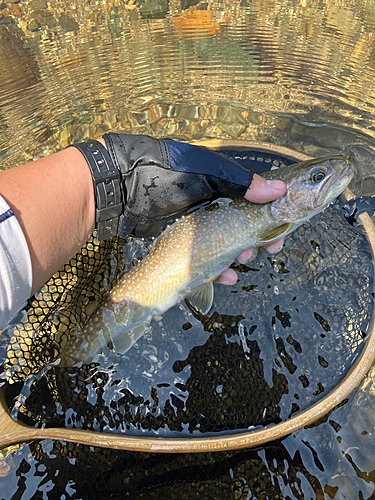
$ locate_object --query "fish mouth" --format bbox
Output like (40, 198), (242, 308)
(318, 158), (354, 205)
(331, 161), (354, 196)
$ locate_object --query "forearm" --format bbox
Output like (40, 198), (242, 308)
(0, 145), (96, 295)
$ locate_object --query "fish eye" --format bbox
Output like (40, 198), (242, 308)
(311, 170), (325, 183)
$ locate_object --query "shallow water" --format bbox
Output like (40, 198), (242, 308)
(1, 0), (375, 498)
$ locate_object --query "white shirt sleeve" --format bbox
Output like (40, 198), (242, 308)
(0, 196), (32, 330)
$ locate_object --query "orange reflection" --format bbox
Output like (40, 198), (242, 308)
(173, 8), (220, 39)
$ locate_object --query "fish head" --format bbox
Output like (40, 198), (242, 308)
(267, 155), (354, 224)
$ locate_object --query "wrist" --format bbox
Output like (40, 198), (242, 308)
(69, 139), (123, 241)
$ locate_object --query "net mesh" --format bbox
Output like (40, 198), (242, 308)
(0, 151), (372, 441)
(12, 438), (328, 499)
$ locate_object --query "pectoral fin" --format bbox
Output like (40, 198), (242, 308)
(256, 223), (291, 243)
(185, 282), (214, 315)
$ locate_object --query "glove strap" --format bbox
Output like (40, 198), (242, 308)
(69, 141), (123, 240)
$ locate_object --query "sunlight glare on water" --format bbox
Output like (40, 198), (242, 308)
(1, 0), (375, 168)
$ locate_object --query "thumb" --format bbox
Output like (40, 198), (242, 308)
(245, 173), (286, 204)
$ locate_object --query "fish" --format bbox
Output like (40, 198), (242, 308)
(61, 155), (354, 366)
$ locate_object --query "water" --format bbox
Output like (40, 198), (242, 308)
(1, 0), (375, 498)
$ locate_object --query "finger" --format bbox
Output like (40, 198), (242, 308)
(264, 237), (285, 253)
(245, 173), (286, 204)
(215, 268), (237, 285)
(235, 237), (284, 265)
(236, 247), (257, 265)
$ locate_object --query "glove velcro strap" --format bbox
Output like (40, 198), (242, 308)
(117, 214), (137, 238)
(69, 141), (123, 240)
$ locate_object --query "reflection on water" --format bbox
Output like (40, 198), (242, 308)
(1, 0), (375, 498)
(1, 0), (375, 168)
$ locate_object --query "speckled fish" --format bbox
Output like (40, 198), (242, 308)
(61, 155), (353, 366)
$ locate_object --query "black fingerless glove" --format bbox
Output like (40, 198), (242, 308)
(71, 133), (254, 240)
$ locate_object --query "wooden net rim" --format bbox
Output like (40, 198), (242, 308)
(1, 139), (374, 453)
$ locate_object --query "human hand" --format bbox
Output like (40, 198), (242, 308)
(71, 134), (286, 279)
(104, 134), (286, 283)
(103, 132), (285, 236)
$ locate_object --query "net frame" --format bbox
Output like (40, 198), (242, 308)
(0, 140), (374, 453)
